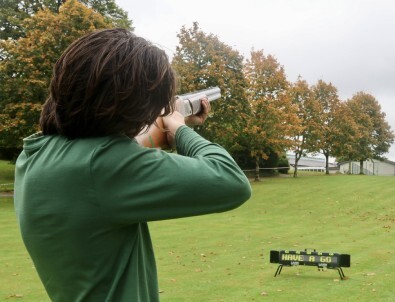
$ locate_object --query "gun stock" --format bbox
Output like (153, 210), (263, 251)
(136, 87), (221, 148)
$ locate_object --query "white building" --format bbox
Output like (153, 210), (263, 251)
(286, 153), (338, 173)
(338, 159), (395, 176)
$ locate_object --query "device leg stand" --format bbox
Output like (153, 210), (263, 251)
(337, 267), (346, 280)
(274, 265), (283, 277)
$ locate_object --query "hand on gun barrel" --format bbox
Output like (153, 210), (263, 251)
(136, 87), (221, 149)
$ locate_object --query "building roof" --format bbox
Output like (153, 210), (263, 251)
(286, 154), (337, 168)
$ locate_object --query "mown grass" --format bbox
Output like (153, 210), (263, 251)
(1, 173), (394, 301)
(0, 160), (15, 192)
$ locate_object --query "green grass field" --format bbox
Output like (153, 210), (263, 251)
(1, 169), (394, 301)
(0, 160), (15, 192)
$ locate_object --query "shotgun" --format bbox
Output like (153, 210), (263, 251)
(175, 87), (221, 117)
(136, 87), (221, 148)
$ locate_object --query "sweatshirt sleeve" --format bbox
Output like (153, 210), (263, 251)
(91, 126), (251, 224)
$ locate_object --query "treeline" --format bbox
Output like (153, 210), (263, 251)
(1, 2), (394, 179)
(0, 0), (131, 157)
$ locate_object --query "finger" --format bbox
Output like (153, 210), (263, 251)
(205, 100), (211, 114)
(201, 99), (210, 115)
(204, 100), (214, 118)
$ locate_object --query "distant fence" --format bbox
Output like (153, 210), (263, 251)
(292, 166), (325, 172)
(242, 167), (290, 172)
(342, 162), (373, 175)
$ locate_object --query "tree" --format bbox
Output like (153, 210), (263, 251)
(0, 0), (31, 41)
(0, 0), (112, 158)
(0, 102), (42, 158)
(0, 0), (132, 41)
(243, 49), (300, 181)
(312, 80), (342, 174)
(172, 22), (250, 156)
(0, 0), (111, 107)
(328, 101), (360, 171)
(79, 0), (132, 29)
(288, 77), (321, 177)
(346, 92), (394, 173)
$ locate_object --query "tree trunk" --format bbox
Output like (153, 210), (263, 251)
(254, 156), (260, 182)
(325, 153), (330, 175)
(348, 161), (352, 174)
(293, 152), (301, 178)
(359, 160), (364, 174)
(56, 0), (65, 12)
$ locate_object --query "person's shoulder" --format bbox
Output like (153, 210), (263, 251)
(55, 134), (131, 149)
(85, 135), (135, 154)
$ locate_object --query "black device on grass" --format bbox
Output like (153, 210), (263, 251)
(270, 249), (350, 280)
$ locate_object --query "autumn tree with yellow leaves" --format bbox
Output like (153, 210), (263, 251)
(243, 50), (300, 181)
(172, 22), (250, 156)
(0, 0), (111, 106)
(345, 92), (394, 173)
(310, 80), (343, 174)
(0, 0), (112, 158)
(288, 77), (322, 177)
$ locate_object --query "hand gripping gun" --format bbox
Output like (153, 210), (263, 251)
(136, 87), (221, 148)
(175, 87), (221, 117)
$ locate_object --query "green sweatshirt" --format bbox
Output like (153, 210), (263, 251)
(14, 126), (251, 302)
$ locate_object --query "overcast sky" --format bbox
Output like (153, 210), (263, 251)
(116, 0), (395, 161)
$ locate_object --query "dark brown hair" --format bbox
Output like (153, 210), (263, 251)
(40, 28), (176, 138)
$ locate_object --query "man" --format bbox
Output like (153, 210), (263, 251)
(14, 28), (251, 301)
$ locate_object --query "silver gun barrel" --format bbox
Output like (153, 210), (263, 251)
(175, 87), (221, 117)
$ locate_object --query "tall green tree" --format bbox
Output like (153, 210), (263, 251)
(0, 0), (31, 41)
(346, 92), (394, 173)
(172, 22), (250, 156)
(288, 77), (321, 177)
(243, 49), (300, 181)
(80, 0), (132, 29)
(0, 0), (132, 41)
